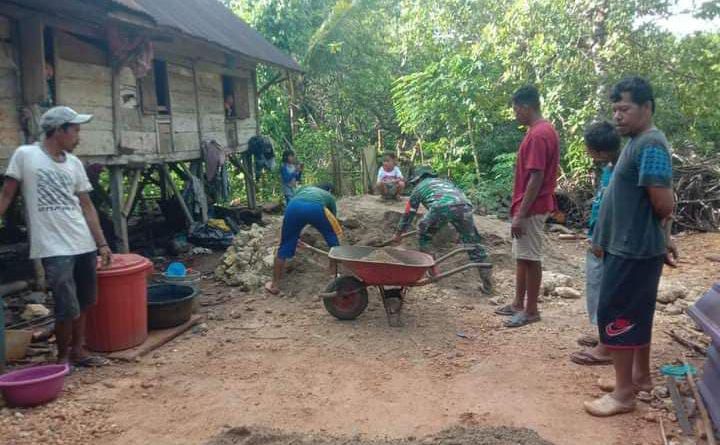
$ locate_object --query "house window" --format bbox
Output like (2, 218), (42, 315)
(222, 75), (249, 120)
(222, 75), (235, 118)
(139, 59), (170, 115)
(153, 60), (170, 114)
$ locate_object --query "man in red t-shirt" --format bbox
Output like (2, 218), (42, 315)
(495, 85), (560, 328)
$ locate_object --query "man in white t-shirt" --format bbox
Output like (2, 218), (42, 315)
(0, 106), (112, 367)
(375, 152), (405, 199)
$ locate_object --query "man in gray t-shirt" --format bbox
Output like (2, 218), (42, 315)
(0, 106), (112, 367)
(584, 77), (677, 418)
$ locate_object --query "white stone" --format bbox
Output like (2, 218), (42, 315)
(657, 283), (686, 304)
(554, 287), (582, 299)
(21, 304), (50, 320)
(542, 272), (573, 295)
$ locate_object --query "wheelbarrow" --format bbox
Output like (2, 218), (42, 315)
(302, 244), (492, 327)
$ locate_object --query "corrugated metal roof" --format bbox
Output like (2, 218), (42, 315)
(110, 0), (301, 71)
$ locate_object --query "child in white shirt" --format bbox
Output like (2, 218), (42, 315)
(375, 152), (405, 199)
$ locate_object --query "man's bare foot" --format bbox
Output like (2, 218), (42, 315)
(596, 377), (653, 393)
(264, 281), (280, 295)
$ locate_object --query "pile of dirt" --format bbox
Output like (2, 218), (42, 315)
(214, 224), (274, 289)
(206, 425), (554, 445)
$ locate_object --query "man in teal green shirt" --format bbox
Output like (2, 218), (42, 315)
(265, 184), (341, 294)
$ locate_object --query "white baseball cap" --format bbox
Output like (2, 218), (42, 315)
(40, 106), (93, 131)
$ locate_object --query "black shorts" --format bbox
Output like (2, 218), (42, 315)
(597, 253), (664, 349)
(42, 251), (98, 322)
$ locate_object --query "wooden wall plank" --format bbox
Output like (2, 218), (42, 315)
(120, 131), (156, 153)
(172, 132), (200, 152)
(172, 113), (198, 133)
(57, 59), (111, 82)
(56, 31), (107, 66)
(74, 130), (115, 156)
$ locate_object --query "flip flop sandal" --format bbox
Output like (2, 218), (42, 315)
(264, 282), (280, 295)
(494, 304), (520, 316)
(576, 334), (599, 348)
(73, 355), (110, 368)
(504, 312), (541, 328)
(584, 394), (636, 417)
(569, 351), (612, 366)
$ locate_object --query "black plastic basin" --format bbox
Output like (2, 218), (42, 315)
(147, 284), (197, 329)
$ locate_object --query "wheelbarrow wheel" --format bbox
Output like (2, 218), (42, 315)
(323, 276), (369, 320)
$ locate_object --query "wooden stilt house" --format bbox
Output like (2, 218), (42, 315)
(0, 0), (301, 252)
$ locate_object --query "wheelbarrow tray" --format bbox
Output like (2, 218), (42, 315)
(328, 246), (434, 286)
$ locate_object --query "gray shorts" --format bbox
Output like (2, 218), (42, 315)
(585, 250), (603, 325)
(511, 213), (548, 261)
(42, 251), (98, 322)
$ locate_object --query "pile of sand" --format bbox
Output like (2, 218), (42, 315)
(206, 425), (554, 445)
(363, 248), (404, 264)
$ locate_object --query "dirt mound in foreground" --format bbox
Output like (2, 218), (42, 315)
(206, 425), (554, 445)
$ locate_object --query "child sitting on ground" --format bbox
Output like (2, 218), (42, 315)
(375, 152), (405, 199)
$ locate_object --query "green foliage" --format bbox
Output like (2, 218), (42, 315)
(223, 0), (720, 208)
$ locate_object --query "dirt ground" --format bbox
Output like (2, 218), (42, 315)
(1, 195), (718, 445)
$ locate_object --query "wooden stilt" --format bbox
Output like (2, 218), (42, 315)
(121, 169), (142, 219)
(109, 166), (129, 253)
(161, 163), (194, 225)
(229, 154), (256, 209)
(158, 166), (168, 200)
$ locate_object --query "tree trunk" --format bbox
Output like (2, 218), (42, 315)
(467, 117), (482, 180)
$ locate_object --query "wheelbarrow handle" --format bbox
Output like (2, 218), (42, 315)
(434, 246), (478, 265)
(413, 262), (492, 286)
(298, 241), (329, 256)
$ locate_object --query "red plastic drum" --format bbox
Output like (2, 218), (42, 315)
(86, 254), (153, 352)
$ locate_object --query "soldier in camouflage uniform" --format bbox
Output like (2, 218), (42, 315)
(393, 166), (493, 293)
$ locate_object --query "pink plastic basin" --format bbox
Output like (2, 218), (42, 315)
(0, 364), (70, 407)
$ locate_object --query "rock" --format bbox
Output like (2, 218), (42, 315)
(554, 287), (581, 299)
(192, 323), (209, 334)
(664, 304), (684, 316)
(21, 304), (50, 320)
(542, 272), (573, 295)
(341, 217), (362, 229)
(642, 412), (658, 423)
(652, 385), (669, 399)
(657, 284), (686, 304)
(706, 254), (720, 263)
(488, 297), (502, 306)
(263, 254), (275, 269)
(637, 391), (653, 403)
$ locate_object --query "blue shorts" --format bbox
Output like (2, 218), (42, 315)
(278, 200), (339, 259)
